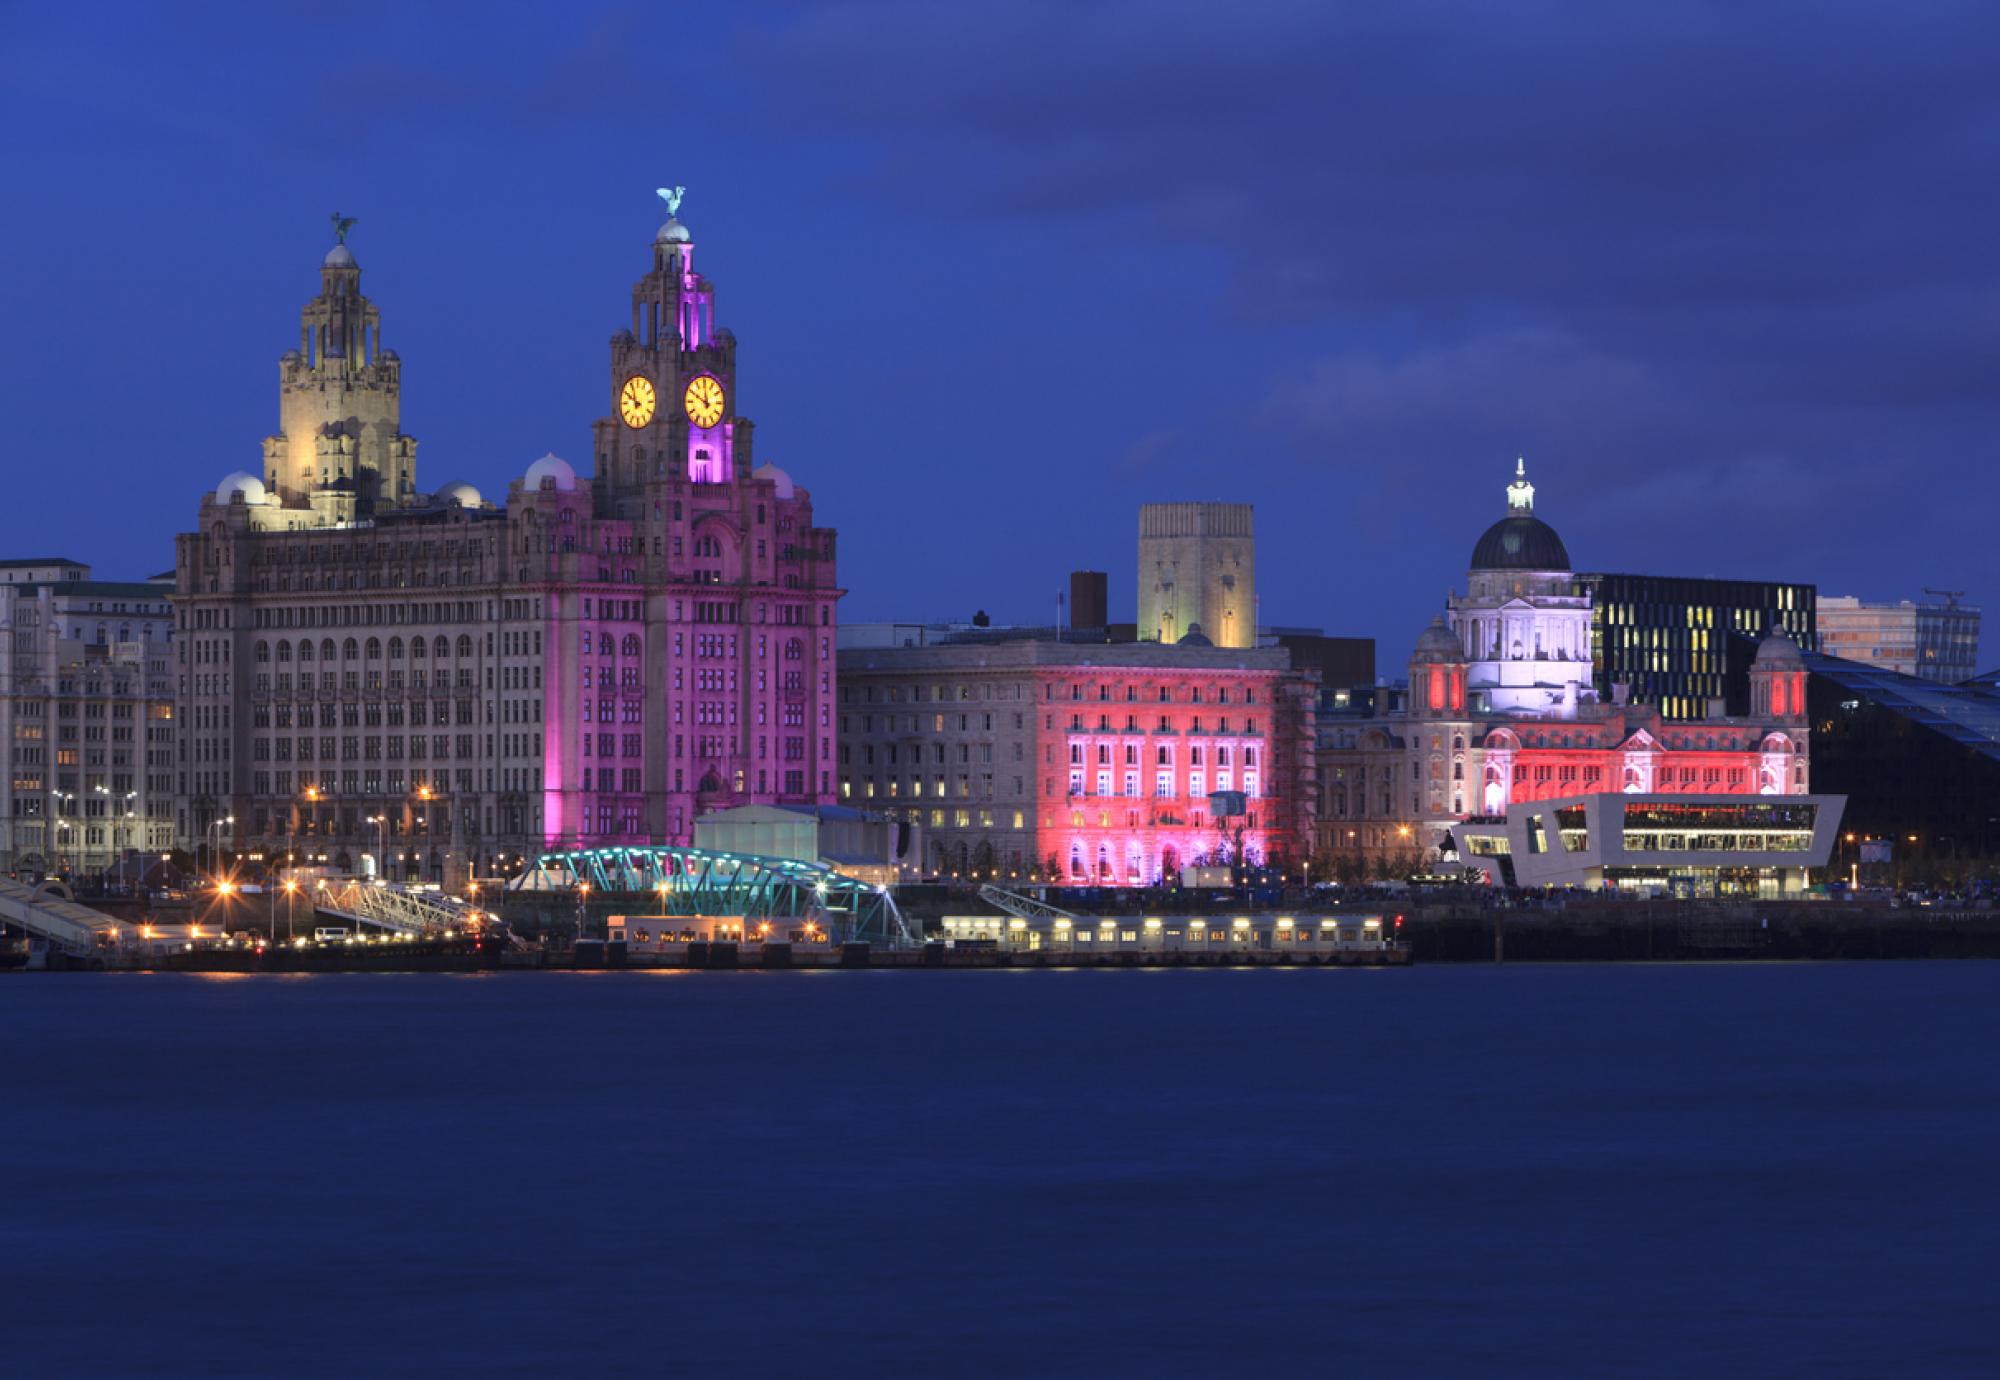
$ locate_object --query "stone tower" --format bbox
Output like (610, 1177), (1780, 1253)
(260, 226), (418, 522)
(1138, 503), (1255, 649)
(589, 194), (745, 519)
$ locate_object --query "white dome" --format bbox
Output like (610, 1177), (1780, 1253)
(524, 453), (577, 492)
(436, 481), (482, 509)
(656, 217), (691, 244)
(216, 471), (268, 505)
(323, 243), (356, 268)
(751, 462), (794, 500)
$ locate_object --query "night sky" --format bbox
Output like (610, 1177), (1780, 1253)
(5, 2), (1995, 663)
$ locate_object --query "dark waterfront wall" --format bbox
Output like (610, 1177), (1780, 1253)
(1402, 900), (2000, 962)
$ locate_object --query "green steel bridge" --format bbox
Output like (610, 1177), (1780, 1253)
(508, 845), (914, 947)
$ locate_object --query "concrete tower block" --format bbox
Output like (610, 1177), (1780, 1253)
(1138, 503), (1255, 649)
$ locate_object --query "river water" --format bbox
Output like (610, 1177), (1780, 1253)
(2, 964), (1994, 1378)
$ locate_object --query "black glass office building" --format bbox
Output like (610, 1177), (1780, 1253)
(1805, 652), (2000, 863)
(1577, 573), (1818, 720)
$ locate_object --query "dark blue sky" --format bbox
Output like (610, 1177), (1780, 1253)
(5, 2), (1995, 661)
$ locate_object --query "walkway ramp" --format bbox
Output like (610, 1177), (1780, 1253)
(978, 885), (1088, 927)
(313, 879), (468, 936)
(0, 876), (136, 957)
(515, 845), (916, 947)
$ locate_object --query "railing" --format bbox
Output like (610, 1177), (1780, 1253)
(978, 886), (1087, 927)
(314, 879), (469, 935)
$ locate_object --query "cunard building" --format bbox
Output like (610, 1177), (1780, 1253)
(174, 199), (840, 883)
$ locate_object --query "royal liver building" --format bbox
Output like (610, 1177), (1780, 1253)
(174, 199), (841, 883)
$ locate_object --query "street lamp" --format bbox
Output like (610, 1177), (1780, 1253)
(207, 815), (235, 879)
(282, 877), (298, 942)
(366, 815), (388, 880)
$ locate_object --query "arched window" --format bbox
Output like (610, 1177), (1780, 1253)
(456, 635), (473, 658)
(388, 637), (403, 659)
(433, 636), (449, 658)
(784, 638), (803, 661)
(600, 632), (615, 656)
(298, 640), (314, 663)
(320, 638), (336, 661)
(365, 637), (381, 659)
(275, 640), (291, 663)
(254, 641), (270, 664)
(621, 633), (641, 657)
(342, 638), (359, 660)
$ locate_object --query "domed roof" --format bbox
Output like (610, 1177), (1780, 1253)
(1177, 624), (1213, 647)
(216, 471), (268, 505)
(656, 217), (691, 244)
(751, 462), (793, 499)
(1470, 457), (1568, 570)
(435, 481), (482, 509)
(1471, 514), (1571, 572)
(323, 243), (356, 268)
(523, 453), (576, 492)
(1754, 628), (1805, 667)
(1411, 616), (1467, 663)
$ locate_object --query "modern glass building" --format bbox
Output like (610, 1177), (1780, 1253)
(1804, 652), (2000, 863)
(1576, 573), (1818, 720)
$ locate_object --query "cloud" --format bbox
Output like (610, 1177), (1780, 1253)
(748, 0), (2000, 616)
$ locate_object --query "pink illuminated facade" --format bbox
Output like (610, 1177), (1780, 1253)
(1317, 465), (1813, 868)
(529, 204), (840, 849)
(174, 205), (838, 883)
(836, 641), (1318, 883)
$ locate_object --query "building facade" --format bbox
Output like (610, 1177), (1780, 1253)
(1318, 464), (1814, 868)
(1805, 652), (2000, 865)
(1, 566), (176, 874)
(173, 205), (839, 882)
(1454, 792), (1844, 896)
(1575, 570), (1817, 720)
(1138, 503), (1255, 649)
(1816, 594), (1981, 683)
(836, 639), (1317, 883)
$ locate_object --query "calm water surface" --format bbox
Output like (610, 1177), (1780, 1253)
(2, 964), (1995, 1378)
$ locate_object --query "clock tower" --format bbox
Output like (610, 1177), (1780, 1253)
(591, 190), (746, 515)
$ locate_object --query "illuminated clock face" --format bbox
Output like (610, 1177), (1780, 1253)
(619, 375), (657, 428)
(684, 374), (726, 429)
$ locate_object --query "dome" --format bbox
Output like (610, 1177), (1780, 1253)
(1754, 629), (1804, 667)
(751, 462), (794, 500)
(1470, 457), (1569, 571)
(435, 481), (482, 509)
(1470, 514), (1571, 572)
(216, 471), (268, 505)
(1411, 616), (1467, 664)
(523, 453), (576, 492)
(323, 243), (356, 268)
(1177, 624), (1214, 647)
(656, 217), (691, 244)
